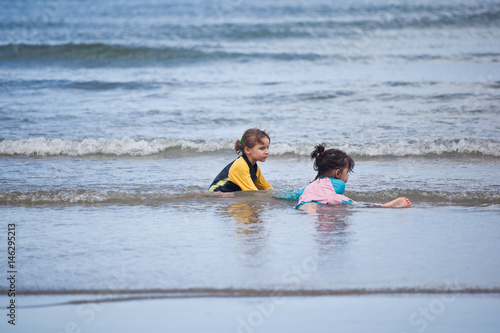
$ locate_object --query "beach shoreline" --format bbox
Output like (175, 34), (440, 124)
(2, 294), (500, 333)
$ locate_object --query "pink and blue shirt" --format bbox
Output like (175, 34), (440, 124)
(296, 177), (353, 209)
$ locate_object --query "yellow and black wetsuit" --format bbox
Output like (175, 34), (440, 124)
(209, 154), (273, 192)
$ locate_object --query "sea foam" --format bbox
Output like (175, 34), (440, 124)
(0, 137), (498, 157)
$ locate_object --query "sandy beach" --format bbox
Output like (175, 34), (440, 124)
(2, 294), (499, 333)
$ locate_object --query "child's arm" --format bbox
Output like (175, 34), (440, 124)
(254, 166), (273, 190)
(228, 159), (259, 191)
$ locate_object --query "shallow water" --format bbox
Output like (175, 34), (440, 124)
(1, 154), (498, 206)
(3, 202), (499, 293)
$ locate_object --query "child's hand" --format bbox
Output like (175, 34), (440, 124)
(212, 192), (235, 198)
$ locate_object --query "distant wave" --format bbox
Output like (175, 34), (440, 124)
(3, 79), (498, 95)
(150, 9), (500, 39)
(0, 78), (164, 91)
(0, 43), (225, 61)
(1, 43), (498, 66)
(1, 5), (499, 42)
(0, 43), (324, 65)
(1, 188), (498, 207)
(1, 137), (499, 157)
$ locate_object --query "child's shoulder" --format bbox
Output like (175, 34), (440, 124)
(311, 177), (346, 194)
(326, 177), (346, 195)
(229, 155), (254, 174)
(230, 155), (247, 168)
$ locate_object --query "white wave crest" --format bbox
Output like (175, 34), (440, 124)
(0, 137), (498, 157)
(0, 137), (233, 156)
(270, 139), (500, 157)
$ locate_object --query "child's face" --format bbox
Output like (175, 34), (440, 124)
(244, 137), (270, 165)
(336, 168), (349, 183)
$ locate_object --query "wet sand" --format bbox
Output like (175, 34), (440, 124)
(2, 294), (500, 333)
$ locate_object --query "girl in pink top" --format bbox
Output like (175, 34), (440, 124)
(297, 144), (411, 214)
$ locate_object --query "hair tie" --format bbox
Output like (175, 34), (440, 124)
(320, 151), (325, 154)
(239, 139), (242, 143)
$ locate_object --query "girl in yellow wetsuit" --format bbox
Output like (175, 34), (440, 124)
(209, 128), (273, 192)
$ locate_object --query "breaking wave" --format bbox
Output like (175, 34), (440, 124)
(0, 137), (499, 157)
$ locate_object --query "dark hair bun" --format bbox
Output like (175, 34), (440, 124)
(310, 143), (355, 179)
(310, 143), (326, 160)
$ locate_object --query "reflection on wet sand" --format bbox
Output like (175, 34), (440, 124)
(218, 200), (270, 261)
(227, 201), (265, 236)
(311, 205), (353, 257)
(217, 197), (355, 268)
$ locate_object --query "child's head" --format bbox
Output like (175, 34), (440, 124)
(235, 128), (271, 155)
(310, 143), (354, 182)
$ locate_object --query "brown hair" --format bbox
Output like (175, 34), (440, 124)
(235, 128), (271, 154)
(310, 143), (354, 180)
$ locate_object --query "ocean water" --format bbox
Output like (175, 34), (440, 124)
(1, 0), (500, 331)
